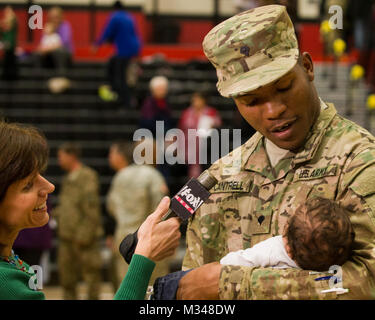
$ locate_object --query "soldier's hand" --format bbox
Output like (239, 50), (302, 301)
(176, 262), (221, 300)
(135, 196), (181, 262)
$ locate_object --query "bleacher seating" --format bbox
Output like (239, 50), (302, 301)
(0, 59), (240, 208)
(0, 56), (371, 284)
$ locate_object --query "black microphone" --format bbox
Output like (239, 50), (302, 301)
(119, 170), (218, 264)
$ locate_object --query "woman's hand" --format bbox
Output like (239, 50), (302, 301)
(135, 197), (181, 262)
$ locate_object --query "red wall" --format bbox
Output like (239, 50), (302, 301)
(298, 23), (324, 60)
(15, 8), (210, 47)
(178, 20), (214, 44)
(12, 8), (353, 62)
(12, 8), (210, 61)
(14, 9), (148, 47)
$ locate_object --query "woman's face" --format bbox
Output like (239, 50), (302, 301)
(192, 95), (206, 110)
(0, 173), (55, 231)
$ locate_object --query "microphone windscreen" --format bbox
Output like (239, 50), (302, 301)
(169, 171), (218, 221)
(197, 170), (218, 191)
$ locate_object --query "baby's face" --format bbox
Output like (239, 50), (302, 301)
(282, 222), (294, 260)
(282, 234), (293, 260)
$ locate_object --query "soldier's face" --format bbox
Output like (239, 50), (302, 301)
(58, 150), (74, 172)
(233, 53), (320, 151)
(108, 146), (123, 171)
(0, 173), (54, 231)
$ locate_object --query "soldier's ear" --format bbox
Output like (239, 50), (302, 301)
(300, 52), (314, 82)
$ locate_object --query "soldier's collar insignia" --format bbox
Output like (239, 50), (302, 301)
(293, 102), (337, 166)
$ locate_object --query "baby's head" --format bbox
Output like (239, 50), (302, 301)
(284, 197), (355, 271)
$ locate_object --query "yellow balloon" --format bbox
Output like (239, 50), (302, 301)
(99, 85), (117, 102)
(333, 38), (346, 56)
(320, 20), (331, 34)
(350, 64), (365, 81)
(367, 94), (375, 110)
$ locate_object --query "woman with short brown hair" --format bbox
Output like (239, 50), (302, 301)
(0, 121), (55, 299)
(0, 121), (180, 300)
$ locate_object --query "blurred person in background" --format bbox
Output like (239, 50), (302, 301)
(0, 5), (18, 81)
(140, 76), (175, 184)
(178, 91), (222, 178)
(34, 6), (73, 77)
(106, 140), (171, 289)
(93, 0), (141, 109)
(140, 76), (174, 136)
(37, 22), (63, 58)
(53, 142), (103, 300)
(102, 205), (118, 293)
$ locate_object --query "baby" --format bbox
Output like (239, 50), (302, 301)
(152, 197), (355, 299)
(220, 197), (355, 272)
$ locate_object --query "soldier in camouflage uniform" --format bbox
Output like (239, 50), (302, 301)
(177, 5), (375, 299)
(106, 140), (170, 287)
(53, 142), (103, 300)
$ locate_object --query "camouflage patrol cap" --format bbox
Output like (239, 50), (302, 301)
(203, 5), (299, 98)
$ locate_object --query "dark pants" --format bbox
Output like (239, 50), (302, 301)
(2, 49), (18, 81)
(152, 269), (192, 300)
(58, 240), (102, 300)
(108, 56), (131, 107)
(35, 48), (72, 77)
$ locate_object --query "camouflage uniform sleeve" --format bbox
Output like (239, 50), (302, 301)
(219, 150), (375, 300)
(106, 174), (121, 219)
(75, 170), (103, 246)
(182, 209), (205, 270)
(182, 196), (227, 271)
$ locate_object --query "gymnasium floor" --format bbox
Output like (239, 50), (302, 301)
(43, 282), (116, 300)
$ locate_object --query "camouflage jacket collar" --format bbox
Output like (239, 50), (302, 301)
(67, 164), (86, 181)
(242, 102), (337, 174)
(244, 136), (295, 182)
(292, 102), (336, 166)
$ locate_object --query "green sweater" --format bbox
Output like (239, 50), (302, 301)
(0, 254), (155, 300)
(0, 18), (18, 50)
(114, 254), (155, 300)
